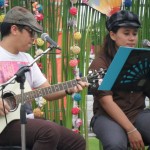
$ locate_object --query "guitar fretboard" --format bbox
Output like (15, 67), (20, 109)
(14, 77), (87, 103)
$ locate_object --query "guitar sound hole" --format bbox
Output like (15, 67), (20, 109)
(2, 92), (17, 112)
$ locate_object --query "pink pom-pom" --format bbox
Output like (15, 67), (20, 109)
(71, 107), (80, 115)
(69, 7), (78, 16)
(35, 12), (44, 21)
(69, 59), (78, 67)
(75, 118), (82, 128)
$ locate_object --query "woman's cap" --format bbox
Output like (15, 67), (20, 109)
(3, 6), (43, 33)
(106, 10), (141, 31)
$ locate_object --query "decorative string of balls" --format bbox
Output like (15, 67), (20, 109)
(32, 2), (44, 21)
(68, 0), (78, 28)
(34, 40), (44, 70)
(69, 0), (78, 16)
(34, 48), (44, 70)
(69, 32), (81, 67)
(69, 0), (83, 133)
(71, 93), (82, 131)
(71, 106), (83, 133)
(0, 0), (8, 22)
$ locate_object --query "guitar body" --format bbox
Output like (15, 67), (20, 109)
(0, 81), (32, 134)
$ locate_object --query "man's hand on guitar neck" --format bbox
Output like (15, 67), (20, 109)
(66, 77), (89, 95)
(0, 99), (10, 116)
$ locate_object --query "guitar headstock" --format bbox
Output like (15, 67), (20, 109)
(87, 68), (106, 89)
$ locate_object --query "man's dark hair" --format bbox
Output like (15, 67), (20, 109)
(0, 22), (24, 39)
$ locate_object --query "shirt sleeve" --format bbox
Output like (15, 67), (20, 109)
(88, 56), (113, 99)
(24, 53), (47, 88)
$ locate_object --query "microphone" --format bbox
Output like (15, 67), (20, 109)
(142, 39), (150, 47)
(41, 33), (61, 50)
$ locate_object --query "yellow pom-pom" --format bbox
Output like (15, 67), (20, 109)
(0, 14), (5, 22)
(37, 38), (44, 46)
(74, 32), (81, 40)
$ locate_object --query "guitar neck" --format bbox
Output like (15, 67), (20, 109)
(15, 77), (87, 103)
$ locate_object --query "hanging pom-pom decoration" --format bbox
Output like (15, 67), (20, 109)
(0, 0), (4, 7)
(33, 107), (44, 118)
(69, 7), (78, 16)
(0, 14), (5, 22)
(69, 59), (78, 67)
(72, 93), (81, 102)
(124, 0), (132, 7)
(67, 18), (77, 28)
(35, 97), (47, 108)
(75, 118), (82, 128)
(35, 12), (44, 21)
(37, 38), (44, 46)
(37, 4), (43, 12)
(74, 32), (82, 40)
(71, 107), (80, 115)
(71, 45), (81, 54)
(34, 48), (44, 57)
(32, 2), (38, 12)
(4, 0), (9, 7)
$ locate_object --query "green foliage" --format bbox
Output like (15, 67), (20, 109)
(88, 137), (99, 150)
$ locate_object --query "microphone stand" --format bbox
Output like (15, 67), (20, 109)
(0, 45), (56, 150)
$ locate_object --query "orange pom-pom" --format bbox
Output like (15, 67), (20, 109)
(33, 107), (44, 118)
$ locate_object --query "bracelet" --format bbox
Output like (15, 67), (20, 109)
(65, 89), (72, 95)
(127, 128), (137, 134)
